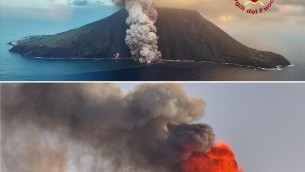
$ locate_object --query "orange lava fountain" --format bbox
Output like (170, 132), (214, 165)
(181, 143), (243, 172)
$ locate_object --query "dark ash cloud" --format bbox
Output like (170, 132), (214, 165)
(1, 83), (214, 172)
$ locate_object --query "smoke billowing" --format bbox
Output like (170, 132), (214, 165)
(112, 0), (162, 63)
(1, 83), (216, 172)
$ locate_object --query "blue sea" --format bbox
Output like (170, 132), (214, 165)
(1, 6), (305, 81)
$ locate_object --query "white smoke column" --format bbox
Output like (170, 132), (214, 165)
(112, 0), (162, 63)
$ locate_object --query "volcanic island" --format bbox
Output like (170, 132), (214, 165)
(9, 8), (291, 69)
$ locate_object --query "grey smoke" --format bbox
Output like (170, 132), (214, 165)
(112, 0), (162, 63)
(168, 123), (215, 152)
(1, 83), (214, 172)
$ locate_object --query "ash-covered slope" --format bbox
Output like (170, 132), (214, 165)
(9, 8), (290, 68)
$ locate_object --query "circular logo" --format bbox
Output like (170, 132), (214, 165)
(245, 0), (264, 6)
(234, 0), (275, 14)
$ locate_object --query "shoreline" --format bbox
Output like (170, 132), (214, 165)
(8, 50), (293, 72)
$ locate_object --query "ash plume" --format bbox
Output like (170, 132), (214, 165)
(168, 124), (215, 156)
(112, 0), (162, 63)
(1, 83), (214, 172)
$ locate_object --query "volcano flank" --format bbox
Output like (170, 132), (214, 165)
(9, 8), (290, 68)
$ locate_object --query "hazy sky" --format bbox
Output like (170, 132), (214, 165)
(2, 0), (304, 24)
(123, 83), (305, 172)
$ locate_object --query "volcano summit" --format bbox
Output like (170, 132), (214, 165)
(9, 8), (290, 68)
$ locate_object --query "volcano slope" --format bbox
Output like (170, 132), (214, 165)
(9, 8), (290, 68)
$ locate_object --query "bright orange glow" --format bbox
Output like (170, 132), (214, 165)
(181, 143), (243, 172)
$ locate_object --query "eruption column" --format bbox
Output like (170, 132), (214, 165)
(1, 84), (242, 172)
(112, 0), (162, 63)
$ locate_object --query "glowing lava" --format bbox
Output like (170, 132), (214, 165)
(181, 143), (242, 172)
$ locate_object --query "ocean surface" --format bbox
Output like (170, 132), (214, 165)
(1, 6), (305, 81)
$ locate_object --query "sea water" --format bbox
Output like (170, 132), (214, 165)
(1, 6), (305, 81)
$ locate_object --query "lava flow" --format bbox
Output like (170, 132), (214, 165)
(181, 143), (243, 172)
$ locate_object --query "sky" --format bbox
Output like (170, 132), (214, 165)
(1, 0), (304, 24)
(123, 83), (305, 172)
(2, 0), (304, 25)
